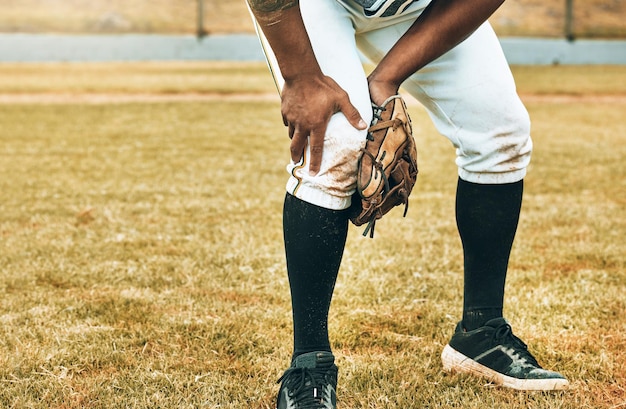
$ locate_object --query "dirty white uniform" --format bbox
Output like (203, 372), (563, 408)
(253, 0), (532, 210)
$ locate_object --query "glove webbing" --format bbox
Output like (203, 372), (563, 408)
(359, 148), (389, 238)
(361, 115), (412, 238)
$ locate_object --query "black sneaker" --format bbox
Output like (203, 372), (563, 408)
(441, 318), (569, 390)
(276, 351), (338, 409)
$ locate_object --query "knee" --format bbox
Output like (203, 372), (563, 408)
(457, 102), (533, 184)
(495, 103), (532, 163)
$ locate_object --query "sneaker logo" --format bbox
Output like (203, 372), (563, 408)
(475, 345), (537, 377)
(322, 384), (337, 407)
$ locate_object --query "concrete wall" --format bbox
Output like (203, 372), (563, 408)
(1, 34), (625, 64)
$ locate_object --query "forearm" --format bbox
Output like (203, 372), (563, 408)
(369, 0), (505, 89)
(247, 0), (323, 82)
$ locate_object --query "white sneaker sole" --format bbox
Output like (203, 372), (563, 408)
(441, 345), (570, 391)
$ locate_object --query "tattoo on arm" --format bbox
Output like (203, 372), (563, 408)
(247, 0), (298, 13)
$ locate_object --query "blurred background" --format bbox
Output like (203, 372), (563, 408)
(1, 0), (625, 40)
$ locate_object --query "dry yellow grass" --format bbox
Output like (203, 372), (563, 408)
(0, 62), (624, 97)
(0, 0), (625, 38)
(0, 63), (624, 408)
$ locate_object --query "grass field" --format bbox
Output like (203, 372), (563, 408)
(0, 63), (625, 408)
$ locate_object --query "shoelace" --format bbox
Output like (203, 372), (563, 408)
(277, 366), (334, 408)
(492, 323), (541, 368)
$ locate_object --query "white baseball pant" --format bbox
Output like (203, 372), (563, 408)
(252, 0), (532, 210)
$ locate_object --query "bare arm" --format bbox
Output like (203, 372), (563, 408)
(248, 0), (366, 176)
(248, 0), (317, 82)
(368, 0), (506, 105)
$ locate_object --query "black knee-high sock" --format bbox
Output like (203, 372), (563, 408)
(455, 178), (523, 331)
(283, 193), (349, 358)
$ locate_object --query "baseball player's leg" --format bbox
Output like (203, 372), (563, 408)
(254, 0), (369, 347)
(396, 22), (531, 335)
(358, 19), (567, 389)
(359, 17), (529, 320)
(388, 22), (533, 333)
(251, 1), (372, 407)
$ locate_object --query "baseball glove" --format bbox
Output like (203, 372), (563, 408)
(350, 95), (418, 237)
